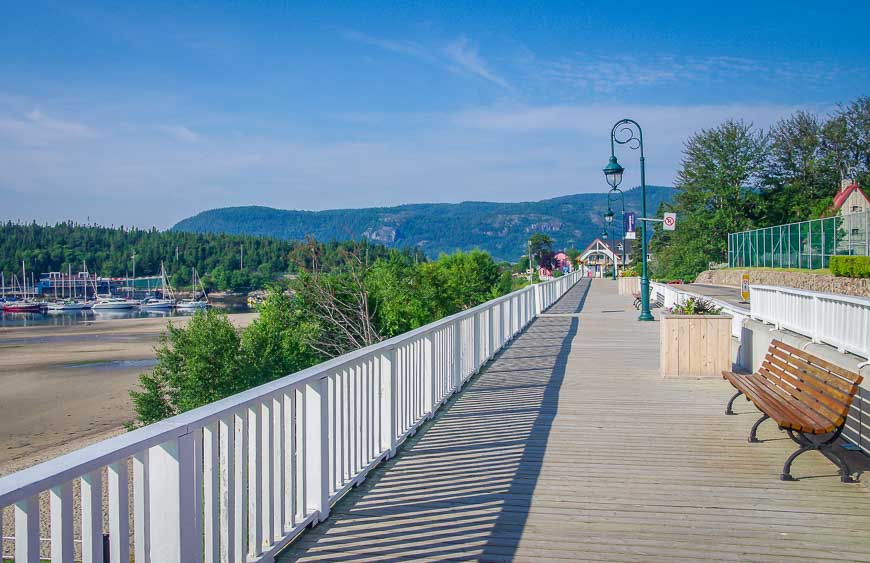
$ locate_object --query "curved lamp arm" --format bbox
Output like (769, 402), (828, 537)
(610, 118), (644, 158)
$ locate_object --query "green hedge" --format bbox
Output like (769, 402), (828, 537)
(829, 256), (870, 278)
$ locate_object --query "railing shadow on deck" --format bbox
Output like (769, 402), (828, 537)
(278, 280), (590, 561)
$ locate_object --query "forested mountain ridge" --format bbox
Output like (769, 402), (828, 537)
(173, 186), (674, 261)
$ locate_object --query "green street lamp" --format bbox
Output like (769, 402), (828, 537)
(608, 187), (627, 278)
(603, 209), (617, 280)
(604, 119), (652, 321)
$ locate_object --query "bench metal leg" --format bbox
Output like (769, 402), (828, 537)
(782, 428), (856, 483)
(725, 390), (742, 415)
(781, 444), (812, 481)
(748, 413), (769, 443)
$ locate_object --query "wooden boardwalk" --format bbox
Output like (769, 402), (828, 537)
(280, 279), (870, 562)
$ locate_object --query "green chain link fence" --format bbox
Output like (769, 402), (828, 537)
(728, 211), (870, 269)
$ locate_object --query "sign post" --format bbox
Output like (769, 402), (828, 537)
(740, 273), (750, 303)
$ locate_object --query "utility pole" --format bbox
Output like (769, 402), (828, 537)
(240, 244), (244, 270)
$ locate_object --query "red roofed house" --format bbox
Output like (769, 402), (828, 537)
(832, 178), (870, 255)
(832, 178), (870, 216)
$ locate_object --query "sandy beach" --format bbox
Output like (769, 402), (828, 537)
(0, 312), (257, 476)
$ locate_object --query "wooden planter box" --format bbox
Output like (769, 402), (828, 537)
(617, 276), (640, 296)
(660, 314), (732, 378)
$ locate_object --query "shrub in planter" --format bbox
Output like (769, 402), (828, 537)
(668, 297), (722, 315)
(830, 256), (870, 278)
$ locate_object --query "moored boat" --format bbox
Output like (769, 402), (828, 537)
(92, 297), (138, 310)
(176, 268), (209, 310)
(2, 300), (42, 313)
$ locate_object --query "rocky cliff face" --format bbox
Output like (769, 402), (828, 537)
(695, 269), (870, 297)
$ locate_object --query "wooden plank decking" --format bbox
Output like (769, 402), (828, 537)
(279, 279), (870, 562)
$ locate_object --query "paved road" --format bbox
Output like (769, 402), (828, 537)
(279, 280), (870, 562)
(681, 283), (749, 311)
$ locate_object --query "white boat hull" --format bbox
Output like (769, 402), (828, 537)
(176, 301), (208, 310)
(92, 301), (137, 310)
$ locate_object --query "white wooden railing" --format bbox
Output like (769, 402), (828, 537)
(0, 272), (580, 562)
(750, 285), (870, 364)
(649, 282), (749, 339)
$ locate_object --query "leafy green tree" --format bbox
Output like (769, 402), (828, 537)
(240, 290), (319, 382)
(365, 254), (430, 337)
(652, 120), (768, 280)
(130, 309), (246, 425)
(763, 111), (838, 223)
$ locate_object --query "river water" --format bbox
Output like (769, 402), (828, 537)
(0, 302), (251, 328)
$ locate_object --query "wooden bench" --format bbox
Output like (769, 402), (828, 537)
(722, 340), (863, 482)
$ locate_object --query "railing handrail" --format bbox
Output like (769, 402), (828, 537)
(0, 273), (575, 506)
(750, 284), (870, 308)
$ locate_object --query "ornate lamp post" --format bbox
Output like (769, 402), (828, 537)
(608, 187), (627, 273)
(604, 119), (653, 321)
(603, 209), (617, 279)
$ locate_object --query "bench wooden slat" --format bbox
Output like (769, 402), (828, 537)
(724, 372), (810, 431)
(761, 357), (850, 421)
(755, 367), (841, 433)
(773, 340), (864, 385)
(766, 349), (859, 405)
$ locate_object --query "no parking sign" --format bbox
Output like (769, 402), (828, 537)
(663, 213), (676, 231)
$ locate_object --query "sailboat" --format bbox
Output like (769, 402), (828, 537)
(2, 262), (42, 313)
(140, 262), (176, 309)
(46, 265), (93, 312)
(176, 268), (209, 310)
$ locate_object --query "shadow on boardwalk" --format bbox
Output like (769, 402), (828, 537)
(279, 280), (591, 561)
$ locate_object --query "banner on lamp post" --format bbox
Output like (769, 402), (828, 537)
(624, 212), (636, 240)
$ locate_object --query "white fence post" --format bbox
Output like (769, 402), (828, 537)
(147, 435), (202, 563)
(50, 481), (74, 563)
(14, 495), (39, 563)
(381, 348), (397, 457)
(424, 333), (435, 414)
(304, 379), (330, 522)
(453, 319), (462, 389)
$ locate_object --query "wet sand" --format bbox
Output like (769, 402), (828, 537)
(0, 313), (257, 476)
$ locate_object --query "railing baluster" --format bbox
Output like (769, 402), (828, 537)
(383, 348), (397, 457)
(247, 404), (262, 558)
(50, 481), (74, 563)
(295, 386), (306, 523)
(283, 392), (294, 531)
(81, 469), (102, 563)
(218, 416), (235, 563)
(234, 412), (248, 561)
(260, 400), (273, 550)
(272, 395), (283, 541)
(15, 494), (39, 563)
(203, 422), (219, 563)
(133, 450), (150, 563)
(304, 378), (330, 521)
(108, 460), (131, 563)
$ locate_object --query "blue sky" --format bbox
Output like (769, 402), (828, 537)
(1, 1), (868, 228)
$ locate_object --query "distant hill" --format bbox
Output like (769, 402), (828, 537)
(172, 186), (675, 262)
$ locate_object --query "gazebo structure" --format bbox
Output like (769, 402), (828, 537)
(579, 237), (630, 277)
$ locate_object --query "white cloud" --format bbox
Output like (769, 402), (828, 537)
(0, 108), (97, 145)
(443, 37), (512, 90)
(340, 29), (512, 90)
(155, 125), (201, 143)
